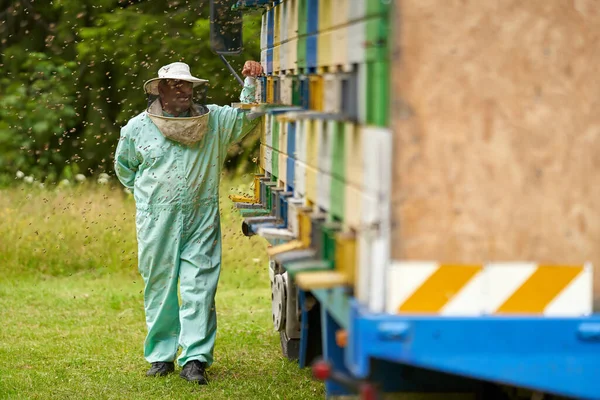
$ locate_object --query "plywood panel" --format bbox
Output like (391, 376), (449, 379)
(391, 1), (600, 295)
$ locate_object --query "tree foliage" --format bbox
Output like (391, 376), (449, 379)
(0, 0), (262, 184)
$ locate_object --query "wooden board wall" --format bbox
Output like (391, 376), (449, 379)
(390, 1), (600, 294)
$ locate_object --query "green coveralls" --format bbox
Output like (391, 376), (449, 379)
(114, 83), (258, 367)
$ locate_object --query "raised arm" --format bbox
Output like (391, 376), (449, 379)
(216, 61), (264, 146)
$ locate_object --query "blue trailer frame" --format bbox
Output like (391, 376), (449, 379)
(306, 286), (600, 399)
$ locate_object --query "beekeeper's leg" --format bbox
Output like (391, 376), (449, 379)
(136, 208), (182, 363)
(177, 204), (222, 368)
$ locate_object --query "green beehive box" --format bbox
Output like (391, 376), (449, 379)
(365, 15), (390, 63)
(272, 121), (280, 177)
(292, 76), (301, 106)
(330, 122), (346, 220)
(366, 0), (391, 18)
(297, 36), (307, 70)
(366, 61), (390, 126)
(330, 122), (346, 180)
(264, 182), (278, 212)
(330, 177), (345, 221)
(296, 0), (308, 69)
(297, 0), (308, 36)
(239, 208), (271, 218)
(284, 259), (331, 278)
(321, 223), (339, 265)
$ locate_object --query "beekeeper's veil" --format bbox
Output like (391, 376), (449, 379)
(143, 62), (210, 146)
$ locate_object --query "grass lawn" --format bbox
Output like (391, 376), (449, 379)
(0, 176), (325, 399)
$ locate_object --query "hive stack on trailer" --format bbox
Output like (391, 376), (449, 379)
(228, 1), (600, 399)
(246, 0), (393, 306)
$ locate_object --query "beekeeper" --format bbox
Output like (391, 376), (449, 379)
(114, 60), (263, 384)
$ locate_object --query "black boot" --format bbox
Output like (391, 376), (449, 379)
(179, 360), (208, 385)
(146, 362), (175, 377)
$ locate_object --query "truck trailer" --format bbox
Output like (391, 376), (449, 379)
(209, 0), (600, 398)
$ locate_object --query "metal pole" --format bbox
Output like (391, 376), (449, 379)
(218, 54), (245, 87)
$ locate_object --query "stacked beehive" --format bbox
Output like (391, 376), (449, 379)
(256, 0), (389, 124)
(235, 0), (393, 311)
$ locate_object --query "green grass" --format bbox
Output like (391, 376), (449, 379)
(0, 176), (325, 399)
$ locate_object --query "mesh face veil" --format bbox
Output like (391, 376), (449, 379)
(146, 98), (211, 147)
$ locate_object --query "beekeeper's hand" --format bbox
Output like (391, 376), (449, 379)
(242, 61), (263, 77)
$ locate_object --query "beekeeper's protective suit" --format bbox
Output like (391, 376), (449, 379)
(114, 62), (260, 376)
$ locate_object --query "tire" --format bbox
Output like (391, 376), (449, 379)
(280, 331), (300, 361)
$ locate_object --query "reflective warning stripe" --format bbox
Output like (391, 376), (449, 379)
(397, 265), (483, 313)
(495, 265), (583, 314)
(387, 262), (592, 316)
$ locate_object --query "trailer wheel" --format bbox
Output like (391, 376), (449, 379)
(280, 331), (300, 360)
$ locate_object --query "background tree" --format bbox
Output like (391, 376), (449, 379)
(0, 0), (262, 185)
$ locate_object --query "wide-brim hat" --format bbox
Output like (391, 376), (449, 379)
(144, 62), (208, 95)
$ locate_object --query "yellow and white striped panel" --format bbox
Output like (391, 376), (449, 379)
(386, 262), (593, 316)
